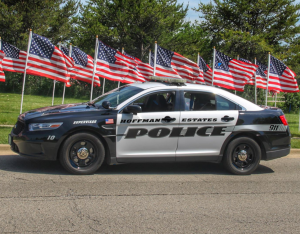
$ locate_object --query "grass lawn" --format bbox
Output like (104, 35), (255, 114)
(0, 93), (300, 148)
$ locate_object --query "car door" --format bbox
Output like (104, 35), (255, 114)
(116, 89), (180, 162)
(176, 91), (240, 161)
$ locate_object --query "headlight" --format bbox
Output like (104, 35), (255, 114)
(28, 122), (63, 131)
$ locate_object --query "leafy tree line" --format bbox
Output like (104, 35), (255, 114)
(1, 0), (300, 109)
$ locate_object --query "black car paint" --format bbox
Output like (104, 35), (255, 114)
(10, 95), (291, 164)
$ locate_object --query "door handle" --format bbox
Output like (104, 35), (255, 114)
(162, 116), (176, 122)
(221, 115), (234, 122)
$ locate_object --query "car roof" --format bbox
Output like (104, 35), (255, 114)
(129, 82), (263, 111)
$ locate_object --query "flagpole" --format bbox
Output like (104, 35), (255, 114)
(118, 47), (124, 88)
(275, 93), (277, 107)
(90, 35), (99, 102)
(62, 43), (72, 104)
(20, 29), (32, 114)
(52, 41), (61, 106)
(153, 41), (157, 76)
(102, 78), (105, 95)
(149, 49), (151, 64)
(265, 52), (271, 106)
(211, 47), (216, 86)
(235, 55), (240, 95)
(254, 58), (257, 104)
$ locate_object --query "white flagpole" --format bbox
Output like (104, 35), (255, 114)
(62, 43), (72, 104)
(153, 41), (157, 76)
(275, 93), (277, 107)
(20, 29), (32, 114)
(265, 52), (271, 106)
(102, 78), (105, 95)
(51, 41), (61, 106)
(254, 58), (257, 104)
(149, 49), (151, 65)
(211, 47), (216, 86)
(118, 47), (124, 88)
(90, 35), (99, 102)
(235, 55), (239, 94)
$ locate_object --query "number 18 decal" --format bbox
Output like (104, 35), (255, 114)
(47, 135), (55, 140)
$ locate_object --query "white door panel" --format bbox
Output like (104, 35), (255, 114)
(176, 110), (238, 157)
(116, 112), (180, 158)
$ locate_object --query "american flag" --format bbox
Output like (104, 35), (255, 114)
(61, 46), (100, 87)
(153, 45), (200, 83)
(0, 40), (27, 73)
(122, 51), (152, 81)
(96, 40), (144, 83)
(255, 61), (268, 89)
(198, 55), (212, 85)
(26, 33), (70, 84)
(238, 57), (258, 86)
(213, 51), (257, 91)
(268, 55), (298, 93)
(105, 119), (114, 124)
(0, 50), (5, 82)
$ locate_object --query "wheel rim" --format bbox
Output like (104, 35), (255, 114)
(232, 143), (256, 170)
(69, 140), (97, 169)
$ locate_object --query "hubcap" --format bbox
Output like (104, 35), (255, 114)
(69, 140), (96, 168)
(77, 147), (89, 159)
(238, 150), (247, 161)
(232, 143), (255, 169)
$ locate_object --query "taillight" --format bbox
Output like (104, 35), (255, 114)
(279, 115), (288, 126)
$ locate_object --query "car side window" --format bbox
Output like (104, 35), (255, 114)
(131, 91), (176, 112)
(215, 95), (242, 110)
(184, 92), (216, 111)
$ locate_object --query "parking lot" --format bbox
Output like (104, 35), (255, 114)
(0, 148), (300, 233)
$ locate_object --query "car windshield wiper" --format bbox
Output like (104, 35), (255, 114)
(86, 102), (96, 107)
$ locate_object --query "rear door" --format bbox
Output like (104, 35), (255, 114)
(176, 91), (240, 160)
(116, 89), (180, 162)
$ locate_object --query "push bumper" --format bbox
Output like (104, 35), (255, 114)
(265, 147), (290, 161)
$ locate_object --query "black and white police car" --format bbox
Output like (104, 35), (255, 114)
(9, 77), (291, 175)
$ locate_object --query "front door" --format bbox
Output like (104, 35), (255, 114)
(176, 91), (239, 159)
(116, 91), (180, 161)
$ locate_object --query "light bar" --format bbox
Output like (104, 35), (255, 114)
(148, 76), (187, 84)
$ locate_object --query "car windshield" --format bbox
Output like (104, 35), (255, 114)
(93, 85), (143, 108)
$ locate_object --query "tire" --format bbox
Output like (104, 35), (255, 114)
(223, 137), (261, 175)
(59, 132), (105, 175)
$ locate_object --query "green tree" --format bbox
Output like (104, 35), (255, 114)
(75, 0), (188, 61)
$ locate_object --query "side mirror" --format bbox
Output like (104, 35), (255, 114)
(102, 101), (111, 109)
(123, 105), (142, 115)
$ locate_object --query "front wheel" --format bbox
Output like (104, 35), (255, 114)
(223, 137), (261, 175)
(60, 132), (105, 175)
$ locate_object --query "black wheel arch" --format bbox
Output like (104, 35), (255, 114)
(56, 126), (111, 163)
(219, 132), (266, 162)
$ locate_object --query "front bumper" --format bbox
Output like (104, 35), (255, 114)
(9, 131), (62, 161)
(265, 147), (290, 161)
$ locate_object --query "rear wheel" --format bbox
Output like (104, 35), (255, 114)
(60, 132), (105, 175)
(223, 137), (261, 175)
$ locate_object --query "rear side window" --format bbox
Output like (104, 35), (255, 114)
(216, 95), (242, 110)
(183, 92), (242, 111)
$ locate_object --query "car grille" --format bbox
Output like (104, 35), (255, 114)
(13, 121), (25, 135)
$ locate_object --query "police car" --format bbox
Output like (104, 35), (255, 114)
(9, 77), (291, 175)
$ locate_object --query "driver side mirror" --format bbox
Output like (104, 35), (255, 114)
(123, 105), (142, 115)
(102, 101), (111, 109)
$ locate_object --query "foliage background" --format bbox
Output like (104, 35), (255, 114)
(0, 0), (300, 110)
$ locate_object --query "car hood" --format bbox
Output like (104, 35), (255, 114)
(21, 103), (99, 121)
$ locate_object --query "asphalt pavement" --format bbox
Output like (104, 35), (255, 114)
(0, 148), (299, 233)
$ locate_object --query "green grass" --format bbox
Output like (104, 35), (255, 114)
(0, 127), (11, 144)
(0, 93), (87, 125)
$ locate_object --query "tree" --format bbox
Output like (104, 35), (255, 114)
(75, 0), (188, 61)
(194, 0), (300, 62)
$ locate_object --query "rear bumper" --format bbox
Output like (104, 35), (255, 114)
(265, 147), (290, 161)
